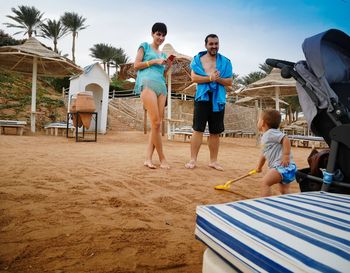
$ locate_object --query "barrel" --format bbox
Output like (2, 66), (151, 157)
(75, 92), (96, 129)
(69, 95), (83, 128)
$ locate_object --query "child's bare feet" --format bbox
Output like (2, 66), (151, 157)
(144, 160), (156, 169)
(208, 162), (224, 171)
(185, 160), (196, 169)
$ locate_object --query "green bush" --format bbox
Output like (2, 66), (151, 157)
(42, 77), (70, 93)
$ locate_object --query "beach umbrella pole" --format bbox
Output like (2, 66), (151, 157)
(275, 86), (280, 111)
(31, 57), (38, 133)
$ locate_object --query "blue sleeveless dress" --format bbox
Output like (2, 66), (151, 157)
(134, 42), (167, 96)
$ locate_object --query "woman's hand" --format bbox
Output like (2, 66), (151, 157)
(154, 58), (166, 65)
(165, 58), (174, 68)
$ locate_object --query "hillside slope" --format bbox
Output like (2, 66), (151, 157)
(0, 70), (67, 132)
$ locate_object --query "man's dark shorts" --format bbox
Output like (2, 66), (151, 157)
(193, 98), (225, 134)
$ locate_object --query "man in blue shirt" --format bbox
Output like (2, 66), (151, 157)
(185, 34), (233, 171)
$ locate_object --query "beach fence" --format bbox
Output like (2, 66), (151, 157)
(107, 98), (257, 137)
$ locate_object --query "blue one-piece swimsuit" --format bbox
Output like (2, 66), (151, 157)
(134, 42), (167, 97)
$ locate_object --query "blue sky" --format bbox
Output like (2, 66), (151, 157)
(1, 0), (349, 76)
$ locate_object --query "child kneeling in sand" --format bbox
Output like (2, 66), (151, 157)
(255, 110), (297, 196)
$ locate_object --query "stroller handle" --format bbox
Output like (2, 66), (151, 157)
(266, 58), (295, 69)
(266, 58), (298, 79)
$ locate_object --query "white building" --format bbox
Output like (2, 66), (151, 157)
(68, 63), (110, 134)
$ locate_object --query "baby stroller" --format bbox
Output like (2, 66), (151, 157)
(266, 28), (350, 194)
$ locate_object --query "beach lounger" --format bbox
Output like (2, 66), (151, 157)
(170, 126), (210, 142)
(170, 126), (240, 141)
(0, 120), (27, 136)
(241, 131), (255, 138)
(44, 122), (75, 136)
(195, 191), (350, 273)
(220, 130), (242, 138)
(288, 134), (327, 148)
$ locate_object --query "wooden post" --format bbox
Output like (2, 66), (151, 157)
(275, 86), (280, 111)
(162, 111), (165, 136)
(255, 99), (260, 146)
(31, 57), (38, 133)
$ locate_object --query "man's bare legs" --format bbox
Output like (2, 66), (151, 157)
(261, 169), (283, 197)
(141, 89), (169, 169)
(185, 130), (203, 169)
(208, 134), (223, 171)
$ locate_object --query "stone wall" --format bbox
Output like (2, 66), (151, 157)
(108, 98), (257, 132)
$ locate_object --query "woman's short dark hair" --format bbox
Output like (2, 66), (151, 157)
(152, 22), (167, 36)
(262, 110), (281, 129)
(205, 34), (218, 44)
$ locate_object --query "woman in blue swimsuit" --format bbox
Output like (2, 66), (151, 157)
(134, 22), (174, 169)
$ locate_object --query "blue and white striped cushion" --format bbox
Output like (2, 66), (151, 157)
(195, 191), (350, 273)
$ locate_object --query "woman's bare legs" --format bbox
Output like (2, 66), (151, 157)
(156, 94), (169, 169)
(144, 135), (156, 169)
(141, 88), (169, 169)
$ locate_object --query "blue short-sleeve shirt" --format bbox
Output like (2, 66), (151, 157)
(134, 42), (167, 96)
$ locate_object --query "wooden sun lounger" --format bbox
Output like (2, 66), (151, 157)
(170, 127), (210, 142)
(220, 130), (242, 137)
(44, 122), (75, 136)
(0, 120), (27, 136)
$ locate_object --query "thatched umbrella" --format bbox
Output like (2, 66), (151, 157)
(0, 37), (82, 133)
(235, 96), (289, 108)
(239, 68), (297, 110)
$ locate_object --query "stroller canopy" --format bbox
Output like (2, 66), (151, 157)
(295, 29), (350, 128)
(302, 29), (350, 83)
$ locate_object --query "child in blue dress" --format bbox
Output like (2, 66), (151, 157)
(134, 22), (174, 169)
(255, 110), (297, 196)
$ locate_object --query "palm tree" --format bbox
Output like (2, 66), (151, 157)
(40, 19), (68, 53)
(259, 63), (273, 74)
(90, 44), (129, 76)
(283, 96), (302, 123)
(0, 29), (24, 46)
(231, 73), (242, 91)
(60, 12), (87, 63)
(112, 47), (129, 70)
(90, 43), (111, 72)
(90, 43), (116, 75)
(238, 71), (266, 86)
(4, 5), (44, 38)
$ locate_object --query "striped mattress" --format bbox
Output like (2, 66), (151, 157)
(195, 191), (350, 272)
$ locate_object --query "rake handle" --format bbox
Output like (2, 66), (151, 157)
(223, 172), (252, 187)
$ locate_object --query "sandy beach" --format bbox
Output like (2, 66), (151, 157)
(0, 131), (311, 272)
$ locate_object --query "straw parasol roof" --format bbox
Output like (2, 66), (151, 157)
(0, 37), (82, 77)
(234, 96), (289, 108)
(118, 43), (193, 93)
(238, 68), (297, 110)
(0, 37), (82, 132)
(161, 44), (192, 61)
